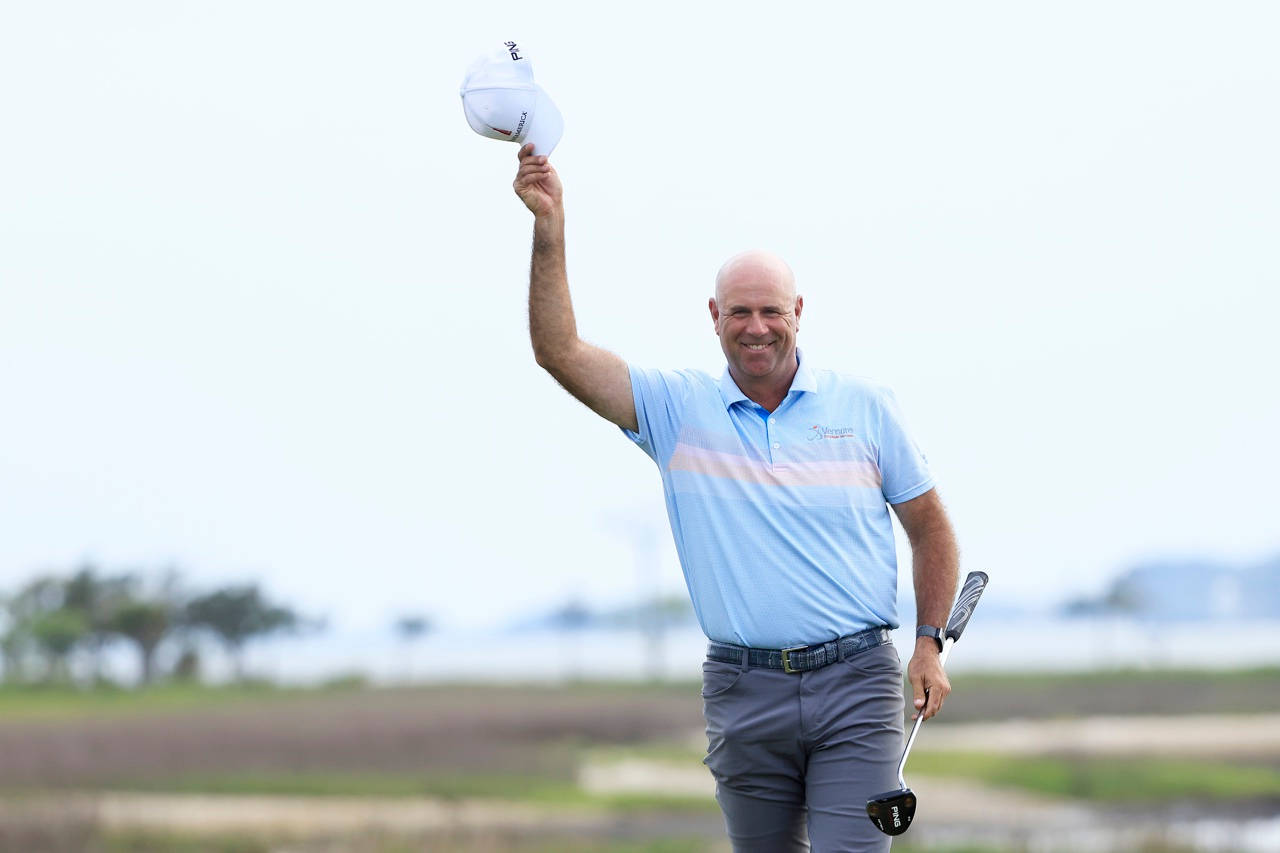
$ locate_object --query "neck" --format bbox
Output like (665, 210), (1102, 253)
(729, 357), (799, 413)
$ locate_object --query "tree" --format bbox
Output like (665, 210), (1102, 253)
(108, 601), (171, 685)
(62, 565), (135, 682)
(1, 593), (33, 682)
(29, 609), (89, 682)
(3, 575), (80, 683)
(550, 599), (592, 681)
(183, 585), (301, 681)
(0, 623), (25, 683)
(393, 614), (433, 682)
(394, 615), (432, 641)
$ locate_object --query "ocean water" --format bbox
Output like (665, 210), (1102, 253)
(229, 616), (1280, 685)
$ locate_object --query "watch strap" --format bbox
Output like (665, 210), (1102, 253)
(915, 624), (944, 652)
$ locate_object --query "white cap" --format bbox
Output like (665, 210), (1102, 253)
(460, 41), (564, 156)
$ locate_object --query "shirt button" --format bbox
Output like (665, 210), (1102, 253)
(772, 442), (780, 449)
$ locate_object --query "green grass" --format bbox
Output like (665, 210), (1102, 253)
(3, 665), (1275, 719)
(0, 681), (311, 721)
(521, 842), (718, 853)
(94, 834), (1210, 853)
(105, 831), (270, 853)
(585, 742), (708, 764)
(100, 770), (717, 812)
(100, 837), (1027, 853)
(911, 751), (1280, 801)
(104, 836), (725, 853)
(952, 665), (1280, 690)
(0, 678), (699, 719)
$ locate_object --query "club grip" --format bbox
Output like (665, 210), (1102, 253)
(944, 571), (989, 642)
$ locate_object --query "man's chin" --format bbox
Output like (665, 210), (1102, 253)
(734, 359), (779, 378)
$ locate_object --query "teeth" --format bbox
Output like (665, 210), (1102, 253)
(745, 343), (770, 350)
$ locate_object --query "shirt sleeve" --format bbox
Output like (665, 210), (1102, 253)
(875, 387), (936, 504)
(621, 365), (693, 466)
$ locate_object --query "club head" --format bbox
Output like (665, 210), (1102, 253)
(865, 786), (916, 836)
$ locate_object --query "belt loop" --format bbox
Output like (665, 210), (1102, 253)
(834, 639), (844, 662)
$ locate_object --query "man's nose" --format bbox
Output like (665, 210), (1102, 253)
(746, 313), (769, 335)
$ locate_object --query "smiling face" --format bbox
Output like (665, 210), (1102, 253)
(709, 251), (803, 397)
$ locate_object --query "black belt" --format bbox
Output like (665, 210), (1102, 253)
(707, 627), (893, 674)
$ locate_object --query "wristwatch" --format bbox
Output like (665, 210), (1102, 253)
(915, 625), (944, 652)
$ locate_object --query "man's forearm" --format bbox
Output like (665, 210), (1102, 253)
(911, 513), (960, 634)
(528, 211), (580, 368)
(903, 498), (959, 720)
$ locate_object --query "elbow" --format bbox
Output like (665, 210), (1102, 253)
(532, 337), (577, 375)
(533, 345), (559, 373)
(533, 344), (570, 379)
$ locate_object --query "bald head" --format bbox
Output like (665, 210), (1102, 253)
(714, 250), (797, 305)
(709, 250), (804, 398)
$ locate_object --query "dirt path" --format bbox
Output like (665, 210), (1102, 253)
(920, 713), (1280, 757)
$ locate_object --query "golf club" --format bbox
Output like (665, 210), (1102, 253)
(865, 570), (989, 836)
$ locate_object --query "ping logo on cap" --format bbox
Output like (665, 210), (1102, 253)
(504, 41), (522, 60)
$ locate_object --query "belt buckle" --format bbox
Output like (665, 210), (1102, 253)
(780, 646), (806, 674)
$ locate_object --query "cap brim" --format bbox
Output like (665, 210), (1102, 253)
(524, 86), (563, 156)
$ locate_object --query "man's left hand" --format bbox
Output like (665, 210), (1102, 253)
(906, 639), (951, 721)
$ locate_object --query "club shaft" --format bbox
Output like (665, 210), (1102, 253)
(894, 636), (955, 785)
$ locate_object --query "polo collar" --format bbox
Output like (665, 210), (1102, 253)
(718, 349), (817, 409)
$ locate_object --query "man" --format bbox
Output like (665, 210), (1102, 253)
(513, 144), (959, 852)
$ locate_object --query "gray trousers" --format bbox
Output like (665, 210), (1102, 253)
(701, 642), (904, 853)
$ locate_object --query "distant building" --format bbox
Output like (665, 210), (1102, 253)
(1065, 554), (1280, 621)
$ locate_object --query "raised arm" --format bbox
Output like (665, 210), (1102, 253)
(513, 145), (637, 432)
(891, 488), (960, 721)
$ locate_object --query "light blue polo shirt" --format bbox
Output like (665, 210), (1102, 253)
(623, 352), (934, 648)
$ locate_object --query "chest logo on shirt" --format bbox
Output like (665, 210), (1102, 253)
(808, 425), (860, 441)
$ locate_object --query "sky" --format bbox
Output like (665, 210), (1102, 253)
(2, 2), (1278, 640)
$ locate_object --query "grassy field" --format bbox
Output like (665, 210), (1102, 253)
(911, 752), (1280, 801)
(3, 668), (1277, 799)
(0, 668), (1276, 851)
(3, 665), (1277, 724)
(939, 666), (1280, 719)
(84, 832), (1013, 853)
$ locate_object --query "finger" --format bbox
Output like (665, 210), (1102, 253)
(923, 689), (941, 720)
(517, 146), (550, 167)
(923, 678), (950, 720)
(514, 169), (550, 188)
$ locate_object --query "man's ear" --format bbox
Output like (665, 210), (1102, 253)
(708, 297), (720, 332)
(794, 295), (804, 325)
